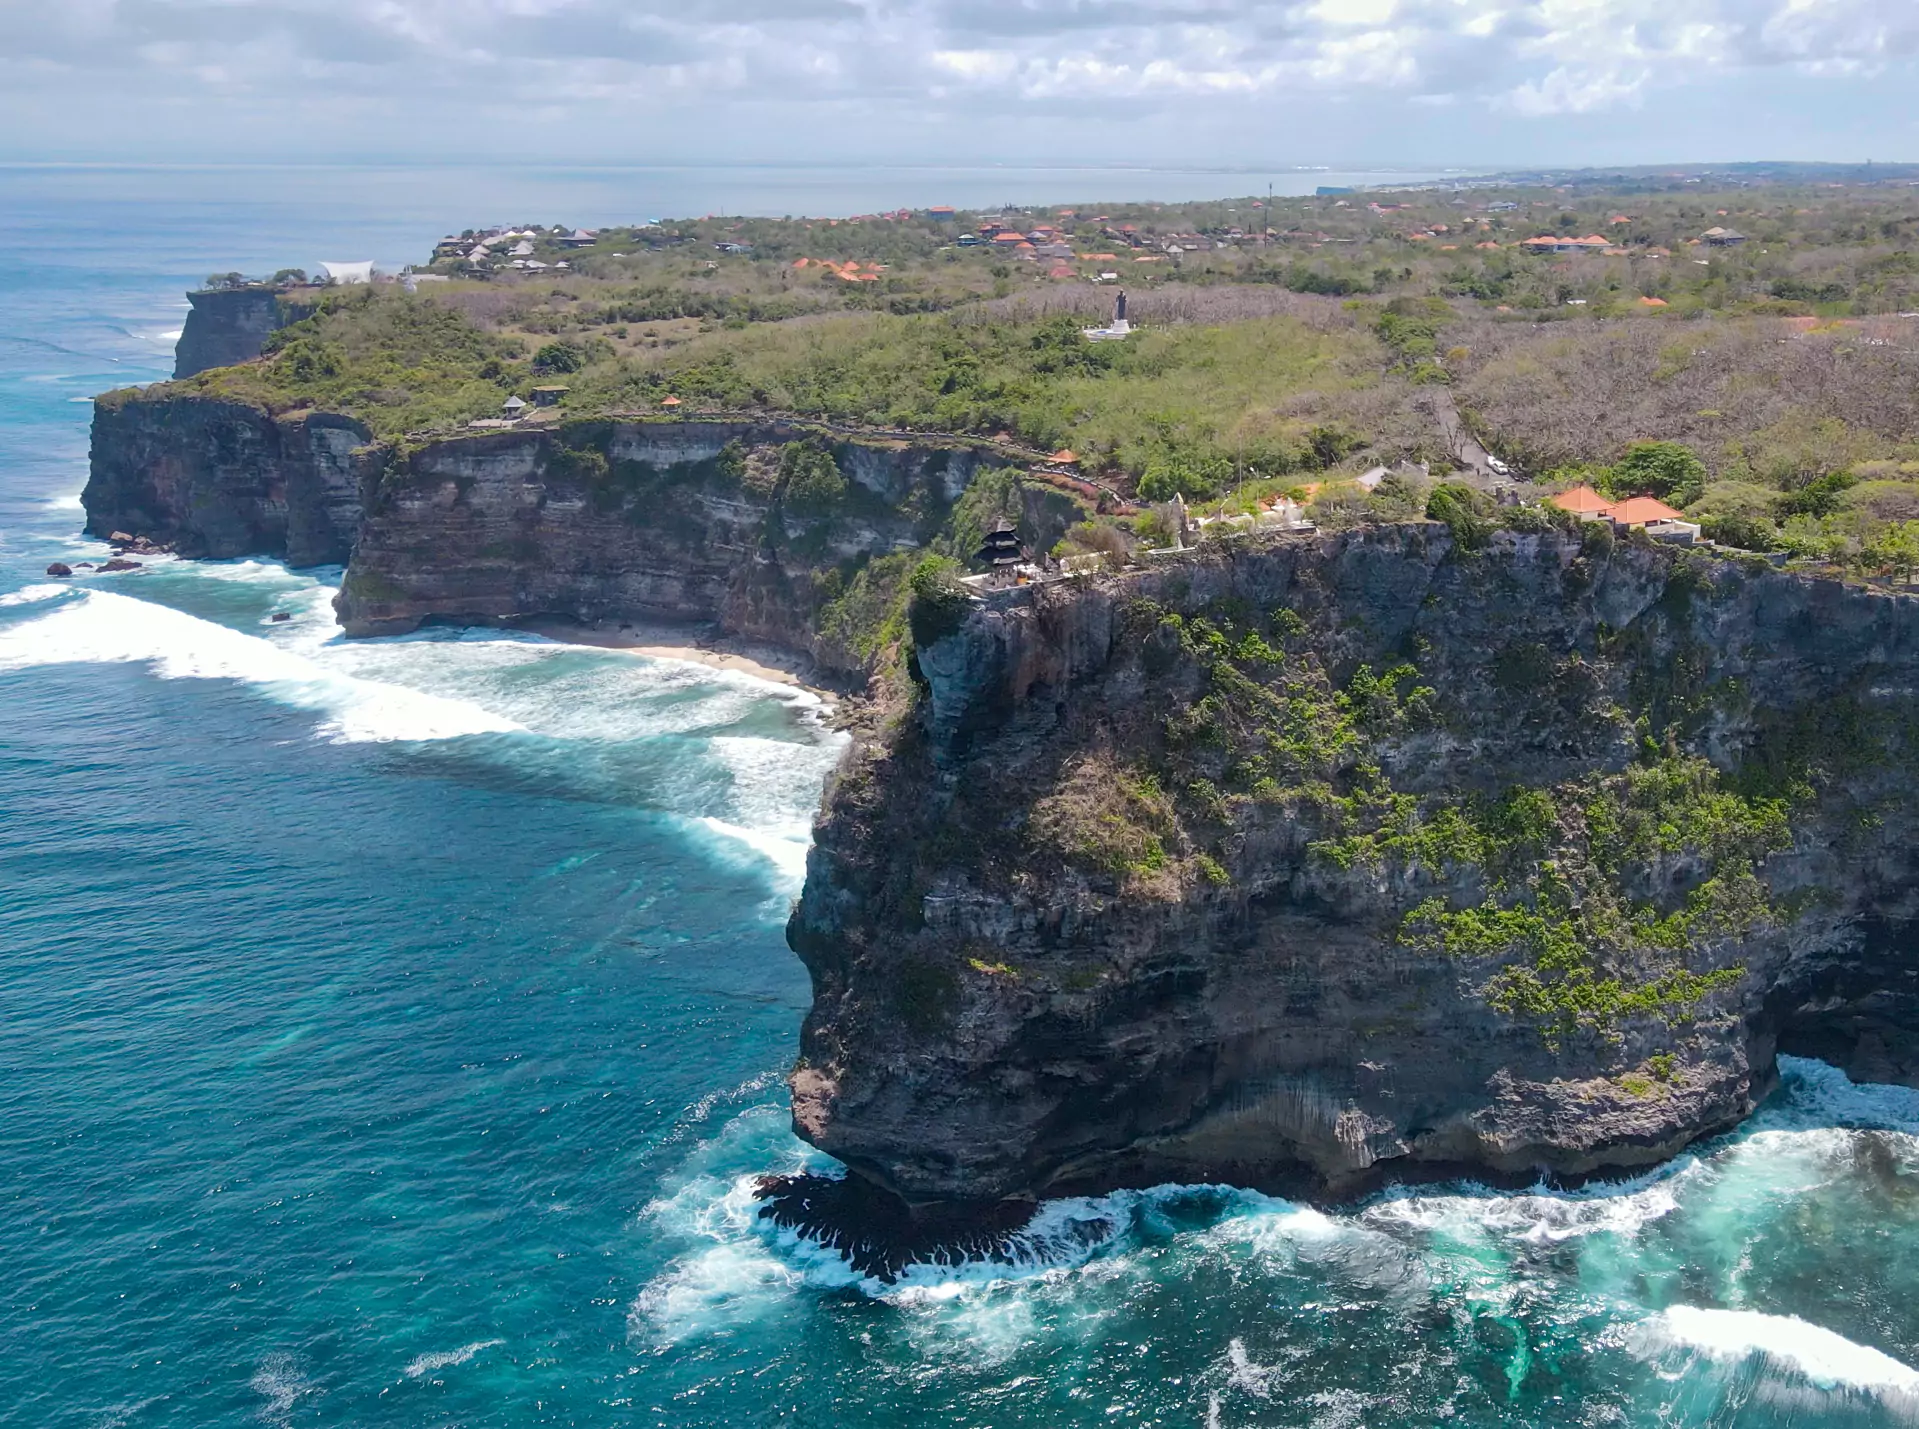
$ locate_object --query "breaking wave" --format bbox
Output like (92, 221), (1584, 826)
(0, 586), (522, 743)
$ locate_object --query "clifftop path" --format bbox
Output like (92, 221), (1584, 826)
(788, 527), (1919, 1212)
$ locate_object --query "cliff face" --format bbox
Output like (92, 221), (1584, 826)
(788, 527), (1919, 1209)
(173, 288), (303, 379)
(83, 386), (1076, 679)
(84, 394), (369, 565)
(335, 419), (1028, 679)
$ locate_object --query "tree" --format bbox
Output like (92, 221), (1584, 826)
(1700, 512), (1777, 552)
(1426, 481), (1493, 550)
(778, 440), (846, 511)
(1605, 441), (1706, 507)
(533, 341), (585, 374)
(1867, 521), (1919, 587)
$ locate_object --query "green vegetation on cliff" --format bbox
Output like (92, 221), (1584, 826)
(180, 288), (528, 437)
(994, 541), (1892, 1045)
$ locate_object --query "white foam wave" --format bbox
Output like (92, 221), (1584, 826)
(1636, 1305), (1919, 1399)
(1769, 1055), (1919, 1135)
(0, 588), (521, 743)
(1363, 1160), (1696, 1246)
(403, 1338), (503, 1379)
(699, 817), (811, 883)
(248, 1352), (312, 1427)
(0, 584), (72, 608)
(635, 1169), (863, 1346)
(40, 491), (84, 510)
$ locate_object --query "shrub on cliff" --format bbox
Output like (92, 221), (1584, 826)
(1425, 481), (1493, 550)
(905, 556), (972, 648)
(779, 440), (847, 512)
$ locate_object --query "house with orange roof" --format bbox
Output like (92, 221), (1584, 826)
(1638, 296), (1669, 307)
(1549, 487), (1698, 543)
(1522, 235), (1612, 254)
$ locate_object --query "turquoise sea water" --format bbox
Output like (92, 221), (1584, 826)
(5, 165), (1919, 1428)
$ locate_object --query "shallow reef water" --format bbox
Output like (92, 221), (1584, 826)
(6, 166), (1919, 1427)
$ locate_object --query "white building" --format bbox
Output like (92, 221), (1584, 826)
(318, 260), (374, 285)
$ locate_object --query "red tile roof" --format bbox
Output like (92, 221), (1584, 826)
(1548, 486), (1685, 524)
(1605, 496), (1685, 525)
(1551, 485), (1613, 514)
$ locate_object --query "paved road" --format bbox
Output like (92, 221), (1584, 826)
(1425, 386), (1516, 491)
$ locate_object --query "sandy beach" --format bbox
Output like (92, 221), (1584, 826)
(514, 617), (837, 702)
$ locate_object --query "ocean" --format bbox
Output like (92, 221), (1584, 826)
(4, 163), (1919, 1428)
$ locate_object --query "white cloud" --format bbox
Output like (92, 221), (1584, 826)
(5, 0), (1919, 158)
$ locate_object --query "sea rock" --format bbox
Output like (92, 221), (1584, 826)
(786, 529), (1919, 1214)
(270, 612), (291, 622)
(98, 558), (143, 572)
(45, 563), (72, 577)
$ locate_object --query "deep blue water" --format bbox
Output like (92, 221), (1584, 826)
(6, 165), (1919, 1428)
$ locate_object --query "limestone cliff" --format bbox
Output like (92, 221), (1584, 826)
(336, 419), (1044, 680)
(786, 526), (1919, 1211)
(84, 387), (1077, 679)
(173, 287), (307, 380)
(84, 393), (369, 565)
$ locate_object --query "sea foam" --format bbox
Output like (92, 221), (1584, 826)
(1635, 1305), (1919, 1400)
(0, 588), (521, 743)
(403, 1338), (503, 1379)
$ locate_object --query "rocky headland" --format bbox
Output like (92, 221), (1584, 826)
(84, 345), (1919, 1273)
(173, 285), (314, 380)
(780, 524), (1919, 1251)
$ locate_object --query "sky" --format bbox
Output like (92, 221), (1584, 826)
(4, 0), (1917, 168)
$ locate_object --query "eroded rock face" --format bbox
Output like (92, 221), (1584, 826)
(84, 395), (369, 565)
(173, 287), (303, 380)
(788, 528), (1919, 1210)
(334, 420), (1010, 680)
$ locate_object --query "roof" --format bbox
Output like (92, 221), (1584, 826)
(661, 396), (682, 407)
(1550, 485), (1614, 514)
(1050, 449), (1078, 464)
(1606, 496), (1686, 525)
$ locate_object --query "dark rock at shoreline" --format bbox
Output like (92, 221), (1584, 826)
(270, 611), (291, 622)
(756, 1172), (1045, 1281)
(99, 558), (143, 572)
(45, 563), (72, 578)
